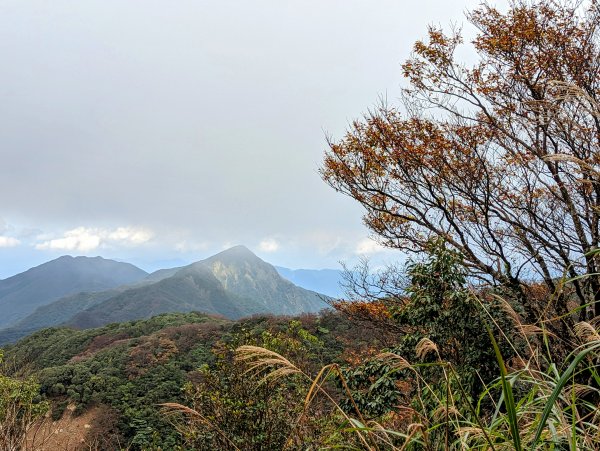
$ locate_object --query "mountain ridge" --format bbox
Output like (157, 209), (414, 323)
(66, 245), (328, 329)
(0, 246), (329, 343)
(0, 255), (148, 329)
(275, 266), (345, 298)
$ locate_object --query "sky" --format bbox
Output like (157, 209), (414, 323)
(0, 0), (501, 278)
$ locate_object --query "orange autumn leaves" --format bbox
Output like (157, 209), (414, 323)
(321, 0), (600, 317)
(331, 299), (392, 322)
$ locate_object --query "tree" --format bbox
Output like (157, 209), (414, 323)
(322, 0), (600, 321)
(0, 350), (49, 451)
(164, 320), (337, 450)
(338, 241), (511, 419)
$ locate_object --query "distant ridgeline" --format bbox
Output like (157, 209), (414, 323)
(275, 266), (346, 298)
(0, 246), (334, 345)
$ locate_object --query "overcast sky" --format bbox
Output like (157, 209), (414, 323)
(0, 0), (502, 278)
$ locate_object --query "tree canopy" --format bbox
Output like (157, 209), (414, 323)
(322, 0), (600, 320)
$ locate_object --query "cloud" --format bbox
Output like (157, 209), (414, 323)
(258, 238), (279, 253)
(0, 218), (20, 247)
(174, 240), (210, 252)
(35, 226), (153, 252)
(35, 227), (102, 251)
(107, 227), (154, 245)
(221, 241), (235, 250)
(355, 238), (385, 255)
(0, 236), (20, 248)
(16, 227), (44, 239)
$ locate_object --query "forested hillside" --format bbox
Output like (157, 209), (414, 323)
(3, 311), (384, 449)
(3, 1), (600, 450)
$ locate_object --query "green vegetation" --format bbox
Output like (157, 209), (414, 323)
(337, 241), (513, 421)
(4, 1), (600, 450)
(219, 243), (600, 449)
(0, 350), (49, 451)
(3, 255), (600, 449)
(5, 313), (228, 449)
(0, 246), (328, 344)
(6, 245), (600, 449)
(2, 311), (378, 449)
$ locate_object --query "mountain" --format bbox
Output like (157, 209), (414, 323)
(275, 266), (345, 298)
(66, 264), (244, 328)
(0, 289), (120, 345)
(0, 256), (148, 329)
(0, 262), (188, 345)
(64, 246), (328, 329)
(143, 266), (185, 283)
(0, 247), (329, 342)
(204, 246), (327, 314)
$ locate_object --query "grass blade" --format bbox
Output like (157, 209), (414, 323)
(532, 340), (600, 447)
(487, 325), (522, 451)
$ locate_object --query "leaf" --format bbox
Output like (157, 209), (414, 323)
(532, 340), (600, 447)
(487, 325), (522, 451)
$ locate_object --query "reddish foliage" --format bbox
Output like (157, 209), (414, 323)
(322, 0), (600, 322)
(69, 333), (131, 363)
(126, 336), (178, 379)
(332, 300), (392, 321)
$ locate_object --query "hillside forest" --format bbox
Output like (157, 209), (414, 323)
(4, 0), (600, 449)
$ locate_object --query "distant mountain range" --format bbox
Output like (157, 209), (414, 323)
(0, 246), (335, 345)
(275, 267), (345, 298)
(0, 256), (147, 329)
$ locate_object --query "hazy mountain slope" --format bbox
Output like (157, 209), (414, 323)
(66, 264), (252, 328)
(142, 266), (185, 283)
(0, 247), (329, 336)
(64, 246), (328, 329)
(0, 265), (184, 345)
(0, 256), (148, 328)
(204, 246), (328, 314)
(0, 289), (120, 345)
(275, 266), (345, 298)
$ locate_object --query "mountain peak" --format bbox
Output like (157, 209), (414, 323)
(223, 245), (254, 254)
(0, 256), (148, 329)
(54, 255), (74, 261)
(51, 255), (112, 264)
(208, 245), (260, 262)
